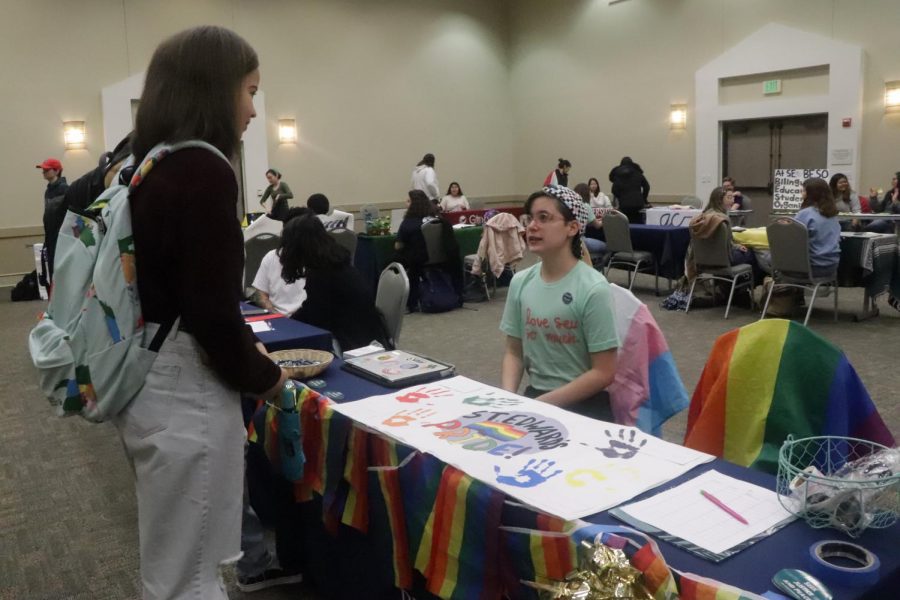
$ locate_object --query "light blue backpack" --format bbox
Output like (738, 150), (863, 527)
(28, 140), (229, 421)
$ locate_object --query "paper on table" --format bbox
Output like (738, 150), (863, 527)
(249, 321), (273, 333)
(616, 470), (795, 555)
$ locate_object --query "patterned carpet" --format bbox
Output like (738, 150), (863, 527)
(1, 271), (897, 599)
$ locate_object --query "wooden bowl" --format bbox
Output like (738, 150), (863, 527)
(269, 349), (334, 379)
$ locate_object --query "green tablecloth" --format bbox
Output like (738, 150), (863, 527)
(354, 226), (482, 291)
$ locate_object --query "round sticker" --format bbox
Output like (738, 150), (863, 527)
(307, 379), (327, 389)
(399, 362), (419, 370)
(562, 292), (573, 305)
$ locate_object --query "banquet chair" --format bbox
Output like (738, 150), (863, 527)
(681, 195), (703, 208)
(468, 197), (485, 209)
(604, 210), (659, 293)
(684, 319), (895, 474)
(376, 262), (409, 347)
(464, 212), (526, 301)
(421, 221), (448, 266)
(329, 229), (358, 265)
(685, 221), (753, 319)
(761, 219), (838, 326)
(243, 233), (280, 297)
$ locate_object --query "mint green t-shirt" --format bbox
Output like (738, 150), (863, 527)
(500, 261), (619, 392)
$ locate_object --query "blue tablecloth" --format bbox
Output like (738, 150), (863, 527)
(241, 302), (334, 352)
(588, 224), (691, 280)
(251, 359), (899, 599)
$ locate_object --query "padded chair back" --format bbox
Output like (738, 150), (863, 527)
(360, 204), (380, 222)
(767, 219), (811, 276)
(603, 210), (634, 253)
(243, 233), (281, 291)
(376, 262), (410, 346)
(422, 221), (447, 265)
(468, 197), (485, 209)
(329, 229), (358, 264)
(691, 221), (732, 270)
(681, 195), (703, 208)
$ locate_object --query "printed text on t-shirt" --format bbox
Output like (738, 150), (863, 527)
(525, 308), (579, 345)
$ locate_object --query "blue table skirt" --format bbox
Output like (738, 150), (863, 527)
(252, 361), (899, 599)
(587, 224), (691, 280)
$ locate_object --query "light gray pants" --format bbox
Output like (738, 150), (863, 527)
(115, 326), (244, 600)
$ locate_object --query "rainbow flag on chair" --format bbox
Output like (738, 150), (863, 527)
(608, 284), (689, 436)
(685, 319), (895, 473)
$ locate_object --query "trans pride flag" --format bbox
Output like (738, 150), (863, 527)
(685, 319), (895, 474)
(607, 284), (689, 436)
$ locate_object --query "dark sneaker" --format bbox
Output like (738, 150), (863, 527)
(236, 568), (303, 592)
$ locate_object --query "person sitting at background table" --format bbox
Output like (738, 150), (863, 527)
(864, 171), (900, 233)
(544, 158), (571, 187)
(722, 176), (751, 210)
(251, 207), (309, 316)
(280, 213), (391, 353)
(260, 168), (293, 221)
(439, 181), (470, 212)
(500, 185), (619, 421)
(588, 177), (613, 210)
(794, 177), (840, 278)
(829, 172), (861, 231)
(395, 189), (437, 311)
(573, 182), (607, 263)
(684, 187), (755, 282)
(307, 192), (355, 231)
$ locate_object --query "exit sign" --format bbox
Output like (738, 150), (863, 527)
(763, 79), (782, 95)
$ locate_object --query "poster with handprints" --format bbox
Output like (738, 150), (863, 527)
(331, 376), (713, 520)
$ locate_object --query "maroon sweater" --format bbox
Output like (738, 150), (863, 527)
(130, 147), (280, 394)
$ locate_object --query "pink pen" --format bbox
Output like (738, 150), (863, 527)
(700, 489), (749, 525)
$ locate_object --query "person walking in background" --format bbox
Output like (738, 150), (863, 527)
(440, 181), (470, 212)
(411, 153), (440, 202)
(608, 156), (650, 223)
(124, 26), (288, 599)
(544, 158), (571, 187)
(260, 168), (293, 221)
(36, 158), (68, 287)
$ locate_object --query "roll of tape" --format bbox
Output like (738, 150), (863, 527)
(808, 540), (880, 587)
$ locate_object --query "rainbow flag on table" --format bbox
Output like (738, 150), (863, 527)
(413, 465), (505, 600)
(608, 284), (689, 436)
(685, 319), (895, 473)
(367, 452), (418, 590)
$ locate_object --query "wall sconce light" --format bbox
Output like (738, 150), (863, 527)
(63, 121), (86, 149)
(885, 81), (900, 113)
(669, 104), (687, 129)
(278, 119), (297, 143)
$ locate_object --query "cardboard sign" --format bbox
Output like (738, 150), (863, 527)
(773, 169), (830, 211)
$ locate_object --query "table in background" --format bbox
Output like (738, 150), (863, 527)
(644, 207), (701, 227)
(443, 206), (524, 226)
(588, 224), (691, 286)
(241, 302), (334, 352)
(838, 232), (899, 320)
(354, 226), (483, 292)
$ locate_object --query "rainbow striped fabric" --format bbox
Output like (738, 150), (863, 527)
(500, 513), (763, 600)
(684, 319), (895, 473)
(608, 284), (689, 436)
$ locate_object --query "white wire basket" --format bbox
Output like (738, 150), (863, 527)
(776, 435), (900, 538)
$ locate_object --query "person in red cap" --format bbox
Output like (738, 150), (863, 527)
(36, 158), (68, 289)
(36, 158), (68, 203)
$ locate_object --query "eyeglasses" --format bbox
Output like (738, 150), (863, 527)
(526, 211), (564, 225)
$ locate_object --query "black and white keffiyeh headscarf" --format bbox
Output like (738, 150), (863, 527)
(541, 185), (593, 234)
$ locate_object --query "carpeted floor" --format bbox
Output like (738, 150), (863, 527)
(1, 269), (897, 600)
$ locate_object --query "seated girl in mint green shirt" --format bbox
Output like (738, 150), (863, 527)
(500, 185), (619, 421)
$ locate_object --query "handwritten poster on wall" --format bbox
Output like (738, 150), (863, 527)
(332, 376), (713, 520)
(773, 168), (830, 211)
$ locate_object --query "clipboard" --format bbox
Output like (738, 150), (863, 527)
(341, 350), (456, 388)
